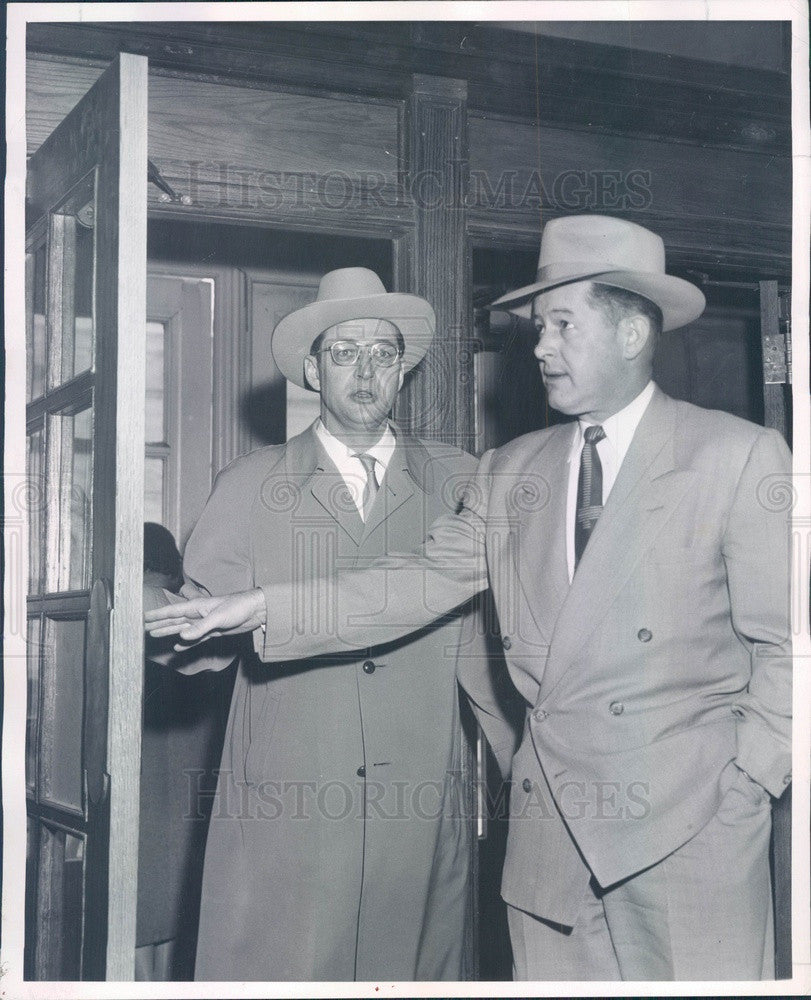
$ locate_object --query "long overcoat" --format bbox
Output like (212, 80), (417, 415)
(179, 422), (482, 981)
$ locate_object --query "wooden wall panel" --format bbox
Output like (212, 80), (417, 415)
(27, 23), (791, 157)
(27, 56), (401, 188)
(27, 55), (791, 272)
(467, 114), (791, 273)
(146, 76), (400, 178)
(26, 58), (106, 151)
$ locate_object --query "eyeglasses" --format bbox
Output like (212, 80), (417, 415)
(313, 340), (403, 368)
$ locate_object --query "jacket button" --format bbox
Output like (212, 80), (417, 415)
(637, 628), (652, 642)
(501, 635), (512, 650)
(532, 708), (548, 722)
(522, 778), (532, 793)
(356, 765), (366, 778)
(362, 660), (376, 674)
(609, 701), (624, 716)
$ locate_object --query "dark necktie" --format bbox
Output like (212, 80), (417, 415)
(574, 425), (606, 567)
(354, 452), (379, 521)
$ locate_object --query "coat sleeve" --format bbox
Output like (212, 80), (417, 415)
(722, 427), (792, 797)
(455, 591), (524, 779)
(167, 461), (261, 675)
(183, 461), (259, 597)
(254, 449), (494, 662)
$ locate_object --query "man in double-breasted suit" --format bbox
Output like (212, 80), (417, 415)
(149, 217), (792, 980)
(159, 268), (519, 981)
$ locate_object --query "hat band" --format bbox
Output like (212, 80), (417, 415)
(535, 261), (663, 285)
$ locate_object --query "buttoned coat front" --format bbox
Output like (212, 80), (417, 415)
(180, 423), (485, 981)
(255, 388), (792, 929)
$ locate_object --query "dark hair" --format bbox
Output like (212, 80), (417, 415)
(143, 522), (183, 589)
(587, 282), (663, 347)
(309, 320), (405, 358)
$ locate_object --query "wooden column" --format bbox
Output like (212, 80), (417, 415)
(396, 73), (479, 981)
(759, 279), (793, 978)
(396, 74), (473, 451)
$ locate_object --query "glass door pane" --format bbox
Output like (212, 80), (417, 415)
(26, 244), (47, 401)
(32, 824), (86, 980)
(39, 616), (86, 813)
(26, 616), (42, 795)
(47, 177), (96, 390)
(44, 402), (93, 593)
(27, 424), (45, 594)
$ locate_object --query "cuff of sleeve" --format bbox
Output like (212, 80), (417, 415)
(253, 584), (284, 662)
(735, 722), (792, 798)
(252, 622), (265, 658)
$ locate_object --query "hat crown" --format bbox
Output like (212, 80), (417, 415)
(488, 213), (705, 333)
(270, 267), (436, 389)
(538, 215), (666, 277)
(316, 267), (387, 304)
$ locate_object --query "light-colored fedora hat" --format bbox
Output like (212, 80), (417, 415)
(271, 267), (436, 389)
(488, 215), (705, 331)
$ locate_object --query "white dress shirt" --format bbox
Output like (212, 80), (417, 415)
(314, 419), (396, 521)
(565, 380), (655, 581)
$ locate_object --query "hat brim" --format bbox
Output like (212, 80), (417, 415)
(488, 269), (705, 332)
(272, 292), (436, 389)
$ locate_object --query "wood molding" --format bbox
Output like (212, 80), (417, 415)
(27, 21), (790, 154)
(145, 199), (416, 240)
(397, 74), (473, 451)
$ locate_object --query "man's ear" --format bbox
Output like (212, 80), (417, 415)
(396, 364), (405, 392)
(619, 314), (652, 361)
(303, 355), (320, 391)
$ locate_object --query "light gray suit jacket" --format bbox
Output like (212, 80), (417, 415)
(255, 389), (792, 925)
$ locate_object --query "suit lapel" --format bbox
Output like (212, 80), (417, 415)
(298, 424), (432, 546)
(361, 434), (430, 540)
(362, 462), (415, 539)
(288, 424), (366, 545)
(507, 426), (573, 642)
(539, 390), (695, 700)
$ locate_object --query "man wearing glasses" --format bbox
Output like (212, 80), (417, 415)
(168, 268), (518, 981)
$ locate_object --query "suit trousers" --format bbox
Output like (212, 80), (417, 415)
(508, 763), (775, 981)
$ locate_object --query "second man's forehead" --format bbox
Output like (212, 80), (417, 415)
(321, 317), (400, 342)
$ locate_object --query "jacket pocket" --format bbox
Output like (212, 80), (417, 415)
(722, 760), (770, 809)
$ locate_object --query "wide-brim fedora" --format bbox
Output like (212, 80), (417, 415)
(271, 267), (436, 389)
(488, 215), (705, 332)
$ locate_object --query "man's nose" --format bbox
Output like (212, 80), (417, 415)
(355, 349), (374, 378)
(533, 330), (552, 361)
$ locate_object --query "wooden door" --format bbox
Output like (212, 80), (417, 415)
(25, 53), (147, 980)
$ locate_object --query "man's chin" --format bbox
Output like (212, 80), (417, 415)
(347, 406), (388, 430)
(543, 387), (572, 413)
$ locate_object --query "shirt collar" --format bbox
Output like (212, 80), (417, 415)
(569, 380), (656, 460)
(314, 419), (397, 473)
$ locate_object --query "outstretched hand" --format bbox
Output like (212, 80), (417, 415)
(144, 588), (267, 649)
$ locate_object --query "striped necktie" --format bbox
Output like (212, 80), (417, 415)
(354, 452), (379, 522)
(574, 424), (606, 567)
